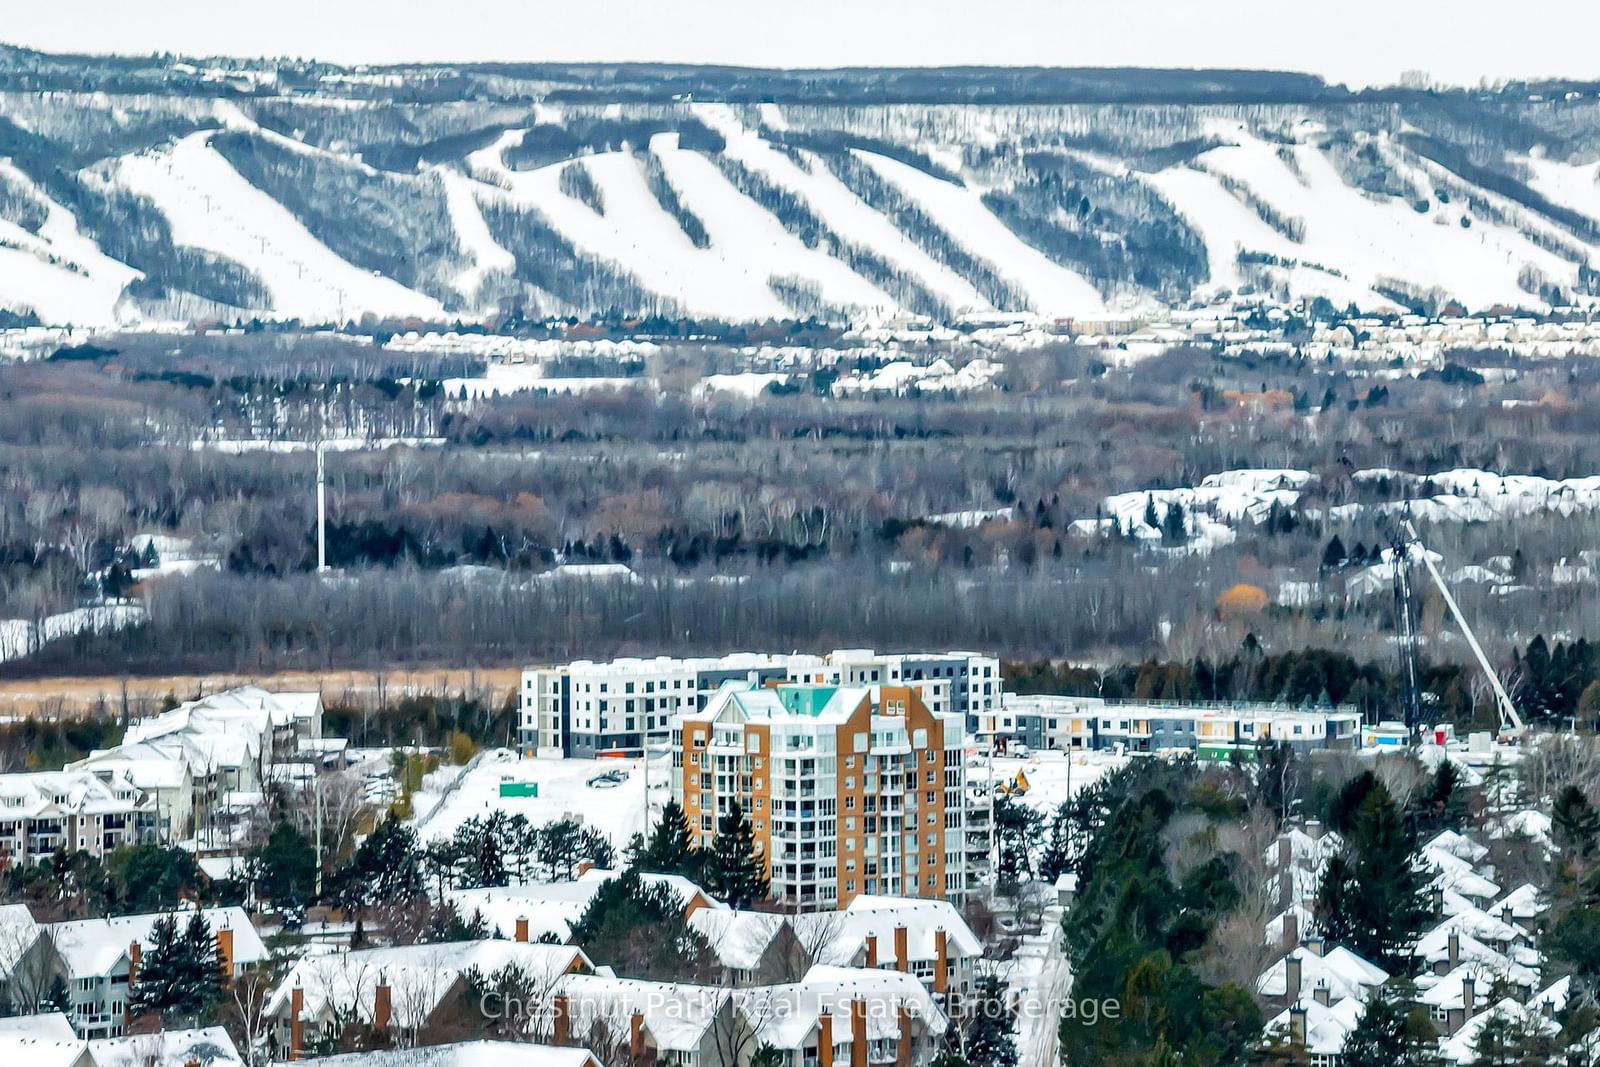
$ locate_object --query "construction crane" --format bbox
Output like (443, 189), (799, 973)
(1399, 519), (1525, 740)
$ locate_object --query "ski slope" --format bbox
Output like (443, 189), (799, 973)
(855, 149), (1110, 317)
(0, 161), (139, 326)
(648, 131), (895, 315)
(1150, 123), (1578, 310)
(692, 103), (990, 314)
(479, 134), (795, 320)
(111, 131), (445, 321)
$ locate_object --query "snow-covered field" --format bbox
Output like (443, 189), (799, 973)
(407, 749), (673, 851)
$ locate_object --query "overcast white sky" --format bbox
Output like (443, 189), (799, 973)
(8, 0), (1600, 89)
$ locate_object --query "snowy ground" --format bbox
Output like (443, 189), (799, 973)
(971, 749), (1130, 817)
(1006, 904), (1072, 1067)
(406, 749), (674, 851)
(0, 603), (145, 664)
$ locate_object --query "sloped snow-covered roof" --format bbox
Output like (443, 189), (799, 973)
(449, 870), (719, 946)
(1413, 928), (1539, 990)
(0, 1013), (75, 1042)
(50, 907), (266, 980)
(1439, 999), (1557, 1065)
(1496, 883), (1547, 920)
(1424, 830), (1489, 864)
(87, 1026), (242, 1067)
(1262, 997), (1362, 1057)
(308, 1040), (598, 1067)
(687, 909), (789, 972)
(1256, 946), (1388, 1004)
(557, 974), (729, 1052)
(0, 904), (44, 973)
(746, 965), (946, 1050)
(0, 769), (148, 820)
(805, 895), (982, 967)
(267, 940), (589, 1029)
(0, 1034), (89, 1067)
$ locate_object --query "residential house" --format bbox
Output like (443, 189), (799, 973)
(49, 907), (266, 1039)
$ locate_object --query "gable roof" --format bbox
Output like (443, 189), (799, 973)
(266, 940), (589, 1029)
(1262, 997), (1362, 1057)
(447, 870), (720, 944)
(1255, 946), (1388, 1004)
(49, 907), (266, 979)
(289, 1039), (597, 1067)
(87, 1025), (243, 1067)
(0, 1013), (75, 1042)
(0, 1034), (90, 1067)
(743, 965), (947, 1050)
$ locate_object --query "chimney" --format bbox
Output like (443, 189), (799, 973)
(1462, 975), (1475, 1016)
(577, 860), (594, 877)
(1448, 931), (1460, 969)
(1281, 912), (1299, 953)
(630, 1010), (645, 1062)
(216, 927), (235, 985)
(894, 926), (909, 973)
(1305, 819), (1323, 840)
(1304, 936), (1325, 957)
(850, 997), (868, 1067)
(865, 933), (878, 968)
(1289, 1001), (1307, 1044)
(289, 986), (304, 1062)
(1431, 886), (1443, 912)
(1285, 954), (1302, 1002)
(553, 992), (571, 1045)
(818, 1011), (834, 1067)
(896, 1000), (913, 1067)
(516, 917), (530, 943)
(1501, 905), (1514, 926)
(126, 941), (142, 1027)
(1312, 981), (1329, 1007)
(373, 980), (392, 1032)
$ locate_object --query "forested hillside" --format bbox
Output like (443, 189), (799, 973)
(4, 46), (1600, 325)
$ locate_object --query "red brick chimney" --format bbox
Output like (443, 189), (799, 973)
(850, 997), (868, 1067)
(373, 980), (392, 1032)
(516, 917), (530, 943)
(896, 1000), (913, 1067)
(894, 926), (909, 973)
(289, 986), (304, 1061)
(818, 1011), (834, 1067)
(553, 992), (571, 1045)
(216, 927), (235, 986)
(630, 1010), (646, 1062)
(125, 942), (142, 1027)
(933, 930), (948, 993)
(865, 933), (878, 968)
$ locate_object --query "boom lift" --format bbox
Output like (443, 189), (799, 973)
(1399, 519), (1525, 741)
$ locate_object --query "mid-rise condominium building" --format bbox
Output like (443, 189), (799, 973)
(0, 770), (154, 868)
(670, 681), (987, 909)
(522, 648), (1000, 757)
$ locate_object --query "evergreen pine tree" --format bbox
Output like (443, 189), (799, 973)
(1162, 501), (1187, 544)
(1339, 980), (1438, 1067)
(703, 801), (769, 908)
(128, 912), (221, 1023)
(1321, 535), (1347, 571)
(957, 974), (1019, 1067)
(638, 800), (701, 880)
(40, 974), (71, 1015)
(1143, 494), (1161, 530)
(1313, 782), (1432, 972)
